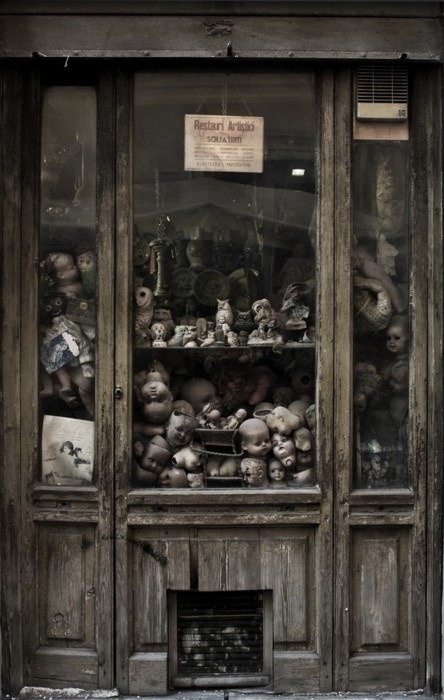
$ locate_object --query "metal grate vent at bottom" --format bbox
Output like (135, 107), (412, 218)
(170, 590), (272, 689)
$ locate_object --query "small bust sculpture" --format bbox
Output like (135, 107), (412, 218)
(239, 418), (272, 458)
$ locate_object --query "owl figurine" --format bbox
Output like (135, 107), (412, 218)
(215, 298), (233, 329)
(134, 286), (154, 347)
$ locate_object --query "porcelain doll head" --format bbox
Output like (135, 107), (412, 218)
(140, 373), (174, 424)
(241, 457), (268, 488)
(266, 406), (301, 436)
(187, 472), (204, 488)
(45, 252), (84, 297)
(239, 418), (272, 458)
(158, 464), (189, 488)
(305, 404), (316, 433)
(293, 426), (313, 452)
(172, 446), (202, 471)
(140, 435), (171, 475)
(166, 409), (197, 448)
(268, 459), (286, 487)
(180, 378), (223, 414)
(271, 432), (296, 468)
(386, 315), (408, 355)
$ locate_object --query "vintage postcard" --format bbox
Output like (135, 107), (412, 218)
(42, 415), (94, 486)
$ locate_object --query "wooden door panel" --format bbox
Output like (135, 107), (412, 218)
(351, 527), (410, 651)
(130, 528), (191, 648)
(260, 528), (315, 645)
(38, 524), (96, 648)
(33, 524), (98, 688)
(197, 529), (261, 591)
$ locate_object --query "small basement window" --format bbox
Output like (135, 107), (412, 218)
(169, 590), (273, 689)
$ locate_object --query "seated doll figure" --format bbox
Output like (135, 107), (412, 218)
(239, 418), (272, 459)
(271, 432), (296, 469)
(241, 457), (269, 488)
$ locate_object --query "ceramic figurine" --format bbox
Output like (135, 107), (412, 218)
(239, 418), (272, 458)
(167, 325), (187, 347)
(248, 298), (283, 344)
(215, 298), (234, 331)
(152, 307), (175, 340)
(150, 322), (167, 347)
(280, 282), (310, 340)
(75, 248), (96, 297)
(134, 286), (154, 347)
(221, 408), (247, 430)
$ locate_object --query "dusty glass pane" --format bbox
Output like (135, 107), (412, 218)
(39, 86), (97, 486)
(353, 143), (409, 488)
(133, 71), (317, 490)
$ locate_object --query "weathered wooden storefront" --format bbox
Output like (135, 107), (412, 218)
(1, 2), (443, 697)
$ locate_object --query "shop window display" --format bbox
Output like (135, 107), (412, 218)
(353, 143), (410, 488)
(39, 86), (97, 485)
(132, 71), (317, 489)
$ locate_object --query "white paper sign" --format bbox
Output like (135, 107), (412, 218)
(185, 114), (264, 173)
(42, 415), (94, 485)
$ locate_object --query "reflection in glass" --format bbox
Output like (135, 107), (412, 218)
(353, 143), (409, 488)
(39, 87), (97, 486)
(133, 71), (317, 489)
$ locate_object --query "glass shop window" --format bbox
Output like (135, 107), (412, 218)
(353, 142), (410, 488)
(39, 86), (97, 486)
(132, 71), (317, 490)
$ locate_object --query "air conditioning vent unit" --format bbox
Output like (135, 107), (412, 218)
(357, 64), (408, 121)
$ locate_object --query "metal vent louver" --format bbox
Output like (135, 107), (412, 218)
(173, 590), (268, 685)
(357, 65), (408, 121)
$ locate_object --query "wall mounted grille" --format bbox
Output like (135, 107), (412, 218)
(170, 590), (272, 688)
(357, 64), (408, 121)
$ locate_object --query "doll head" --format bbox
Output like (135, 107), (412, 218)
(140, 374), (173, 424)
(140, 435), (171, 475)
(158, 465), (189, 488)
(271, 432), (296, 468)
(180, 377), (223, 414)
(240, 457), (268, 488)
(266, 405), (301, 436)
(268, 459), (286, 485)
(386, 315), (408, 355)
(239, 418), (272, 458)
(166, 410), (197, 448)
